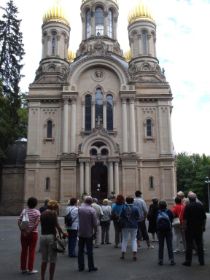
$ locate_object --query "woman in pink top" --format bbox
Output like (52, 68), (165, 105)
(18, 197), (40, 274)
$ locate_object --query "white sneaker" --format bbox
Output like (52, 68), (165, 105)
(28, 270), (38, 274)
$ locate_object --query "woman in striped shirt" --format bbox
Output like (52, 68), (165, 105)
(18, 197), (40, 274)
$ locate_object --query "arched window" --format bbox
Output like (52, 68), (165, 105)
(101, 148), (108, 155)
(95, 7), (104, 36)
(86, 9), (91, 38)
(106, 94), (113, 131)
(47, 120), (53, 138)
(85, 94), (92, 131)
(90, 148), (97, 156)
(107, 9), (113, 38)
(142, 30), (148, 55)
(95, 88), (103, 126)
(149, 176), (154, 189)
(146, 119), (152, 137)
(51, 31), (57, 55)
(45, 177), (50, 191)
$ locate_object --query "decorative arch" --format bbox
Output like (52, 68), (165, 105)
(80, 130), (119, 157)
(68, 57), (129, 86)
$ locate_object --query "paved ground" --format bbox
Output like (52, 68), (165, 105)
(0, 215), (210, 280)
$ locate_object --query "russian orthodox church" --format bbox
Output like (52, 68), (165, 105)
(24, 0), (176, 205)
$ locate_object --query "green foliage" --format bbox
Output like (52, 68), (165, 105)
(0, 0), (25, 162)
(176, 153), (210, 210)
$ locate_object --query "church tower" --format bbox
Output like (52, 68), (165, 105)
(24, 0), (176, 207)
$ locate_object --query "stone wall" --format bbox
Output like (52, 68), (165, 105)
(0, 166), (25, 215)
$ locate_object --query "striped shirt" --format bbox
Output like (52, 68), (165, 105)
(19, 208), (40, 232)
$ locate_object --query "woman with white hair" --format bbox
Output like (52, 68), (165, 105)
(100, 199), (112, 244)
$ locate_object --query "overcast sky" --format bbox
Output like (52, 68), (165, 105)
(1, 0), (210, 156)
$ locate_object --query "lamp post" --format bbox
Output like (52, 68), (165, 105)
(205, 176), (210, 213)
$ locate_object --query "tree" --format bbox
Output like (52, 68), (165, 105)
(176, 153), (210, 210)
(0, 0), (25, 162)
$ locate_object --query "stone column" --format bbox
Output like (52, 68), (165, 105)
(114, 162), (119, 195)
(109, 161), (114, 195)
(129, 98), (136, 153)
(80, 162), (84, 196)
(70, 98), (77, 153)
(103, 100), (107, 129)
(122, 98), (128, 152)
(85, 161), (90, 195)
(63, 98), (69, 153)
(91, 100), (95, 130)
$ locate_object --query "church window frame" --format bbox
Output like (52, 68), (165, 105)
(107, 9), (113, 38)
(106, 94), (113, 131)
(95, 87), (103, 127)
(85, 94), (92, 131)
(149, 176), (154, 189)
(95, 7), (104, 36)
(45, 177), (50, 192)
(51, 31), (57, 56)
(142, 29), (148, 55)
(85, 9), (91, 39)
(43, 119), (55, 143)
(143, 117), (154, 140)
(47, 120), (53, 138)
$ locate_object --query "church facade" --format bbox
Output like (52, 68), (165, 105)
(24, 0), (176, 205)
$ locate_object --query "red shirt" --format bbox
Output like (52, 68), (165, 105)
(171, 204), (184, 224)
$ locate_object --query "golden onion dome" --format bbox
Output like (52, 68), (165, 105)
(128, 2), (154, 25)
(67, 50), (76, 63)
(43, 1), (69, 26)
(124, 50), (132, 62)
(81, 0), (118, 4)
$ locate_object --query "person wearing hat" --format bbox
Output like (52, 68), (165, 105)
(100, 198), (112, 245)
(182, 191), (206, 266)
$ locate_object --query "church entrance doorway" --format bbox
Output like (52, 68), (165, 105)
(91, 162), (108, 201)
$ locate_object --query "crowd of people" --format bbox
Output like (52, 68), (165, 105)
(17, 189), (207, 279)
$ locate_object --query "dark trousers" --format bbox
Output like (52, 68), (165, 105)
(113, 221), (122, 246)
(137, 220), (149, 241)
(185, 230), (204, 264)
(78, 237), (95, 270)
(100, 221), (110, 243)
(68, 229), (78, 257)
(157, 230), (174, 261)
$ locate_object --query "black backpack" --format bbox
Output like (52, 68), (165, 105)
(156, 210), (171, 231)
(64, 208), (75, 228)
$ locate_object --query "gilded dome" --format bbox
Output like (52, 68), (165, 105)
(124, 50), (132, 62)
(128, 2), (154, 24)
(67, 50), (76, 63)
(43, 2), (69, 26)
(81, 0), (118, 4)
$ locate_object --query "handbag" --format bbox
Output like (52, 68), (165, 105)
(20, 209), (29, 230)
(172, 217), (180, 227)
(52, 236), (66, 253)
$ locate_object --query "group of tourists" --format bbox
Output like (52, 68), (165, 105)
(17, 189), (207, 279)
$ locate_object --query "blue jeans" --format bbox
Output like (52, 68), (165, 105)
(78, 237), (95, 270)
(68, 230), (77, 257)
(157, 230), (174, 261)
